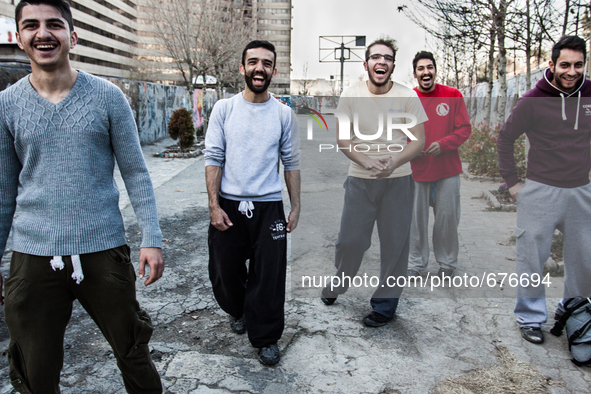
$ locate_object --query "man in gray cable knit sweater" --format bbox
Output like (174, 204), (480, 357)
(0, 1), (164, 392)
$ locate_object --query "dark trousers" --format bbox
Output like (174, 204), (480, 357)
(208, 197), (287, 348)
(4, 245), (162, 394)
(331, 176), (415, 318)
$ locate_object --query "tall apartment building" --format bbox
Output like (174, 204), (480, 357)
(252, 0), (291, 94)
(0, 0), (138, 78)
(0, 0), (292, 93)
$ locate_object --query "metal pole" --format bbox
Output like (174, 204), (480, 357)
(340, 42), (345, 94)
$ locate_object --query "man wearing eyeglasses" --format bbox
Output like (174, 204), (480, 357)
(321, 38), (427, 327)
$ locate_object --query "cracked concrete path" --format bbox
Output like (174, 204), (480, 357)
(1, 116), (589, 393)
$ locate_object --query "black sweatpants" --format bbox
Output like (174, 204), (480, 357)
(208, 197), (287, 348)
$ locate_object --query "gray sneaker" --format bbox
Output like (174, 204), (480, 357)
(229, 315), (246, 335)
(258, 344), (280, 365)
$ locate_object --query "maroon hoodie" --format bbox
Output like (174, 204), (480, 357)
(497, 68), (591, 188)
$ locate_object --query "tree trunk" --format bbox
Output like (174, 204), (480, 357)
(562, 0), (570, 36)
(496, 0), (509, 123)
(484, 26), (496, 127)
(525, 0), (532, 91)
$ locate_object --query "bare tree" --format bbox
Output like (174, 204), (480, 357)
(140, 0), (254, 107)
(298, 62), (311, 96)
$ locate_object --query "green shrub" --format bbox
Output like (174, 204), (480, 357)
(459, 123), (526, 178)
(168, 108), (195, 150)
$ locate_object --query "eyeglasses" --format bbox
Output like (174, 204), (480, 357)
(367, 54), (394, 62)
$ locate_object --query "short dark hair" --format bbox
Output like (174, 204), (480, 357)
(412, 51), (437, 71)
(551, 35), (586, 65)
(15, 0), (74, 32)
(242, 40), (276, 69)
(365, 38), (398, 63)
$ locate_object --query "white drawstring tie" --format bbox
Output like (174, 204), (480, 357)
(49, 256), (65, 270)
(50, 255), (84, 284)
(238, 201), (254, 218)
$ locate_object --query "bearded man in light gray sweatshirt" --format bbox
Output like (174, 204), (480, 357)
(0, 1), (164, 392)
(205, 40), (301, 366)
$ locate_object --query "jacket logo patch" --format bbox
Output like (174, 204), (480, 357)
(583, 104), (591, 116)
(269, 219), (286, 241)
(436, 103), (450, 116)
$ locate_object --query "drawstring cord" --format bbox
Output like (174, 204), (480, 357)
(575, 91), (581, 130)
(50, 255), (84, 284)
(238, 201), (254, 218)
(545, 67), (583, 131)
(560, 93), (567, 121)
(559, 91), (581, 130)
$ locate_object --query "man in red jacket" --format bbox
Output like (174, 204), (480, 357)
(497, 35), (591, 345)
(407, 51), (471, 279)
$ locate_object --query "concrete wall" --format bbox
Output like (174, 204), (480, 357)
(461, 68), (546, 125)
(0, 66), (340, 144)
(0, 67), (221, 144)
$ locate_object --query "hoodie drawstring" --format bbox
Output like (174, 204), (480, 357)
(238, 201), (254, 218)
(544, 67), (584, 131)
(50, 255), (84, 284)
(575, 91), (581, 130)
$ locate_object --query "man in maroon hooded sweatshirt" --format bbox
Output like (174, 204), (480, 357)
(497, 35), (591, 345)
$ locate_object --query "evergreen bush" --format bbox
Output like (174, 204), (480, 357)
(168, 108), (195, 150)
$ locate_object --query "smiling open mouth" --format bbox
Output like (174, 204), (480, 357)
(375, 68), (387, 75)
(34, 43), (57, 51)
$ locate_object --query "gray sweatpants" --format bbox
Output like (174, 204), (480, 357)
(408, 175), (461, 272)
(328, 176), (414, 318)
(514, 179), (591, 327)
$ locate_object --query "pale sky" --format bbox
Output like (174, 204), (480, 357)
(291, 0), (429, 88)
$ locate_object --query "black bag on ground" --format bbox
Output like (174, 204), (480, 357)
(550, 298), (591, 367)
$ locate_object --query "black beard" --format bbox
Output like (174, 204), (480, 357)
(244, 71), (272, 93)
(368, 69), (393, 87)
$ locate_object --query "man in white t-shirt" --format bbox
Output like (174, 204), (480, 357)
(321, 38), (427, 327)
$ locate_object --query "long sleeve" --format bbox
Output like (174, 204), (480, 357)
(107, 87), (162, 249)
(0, 98), (20, 255)
(497, 97), (529, 188)
(438, 95), (472, 152)
(280, 108), (300, 171)
(204, 100), (227, 168)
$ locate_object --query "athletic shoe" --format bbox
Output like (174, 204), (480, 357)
(521, 326), (544, 344)
(438, 267), (454, 279)
(258, 344), (280, 365)
(362, 311), (392, 327)
(321, 287), (337, 306)
(229, 315), (246, 335)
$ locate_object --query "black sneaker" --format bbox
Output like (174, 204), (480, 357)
(521, 326), (544, 344)
(258, 344), (280, 365)
(229, 315), (246, 335)
(320, 287), (337, 306)
(437, 267), (454, 279)
(407, 268), (421, 279)
(362, 311), (392, 327)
